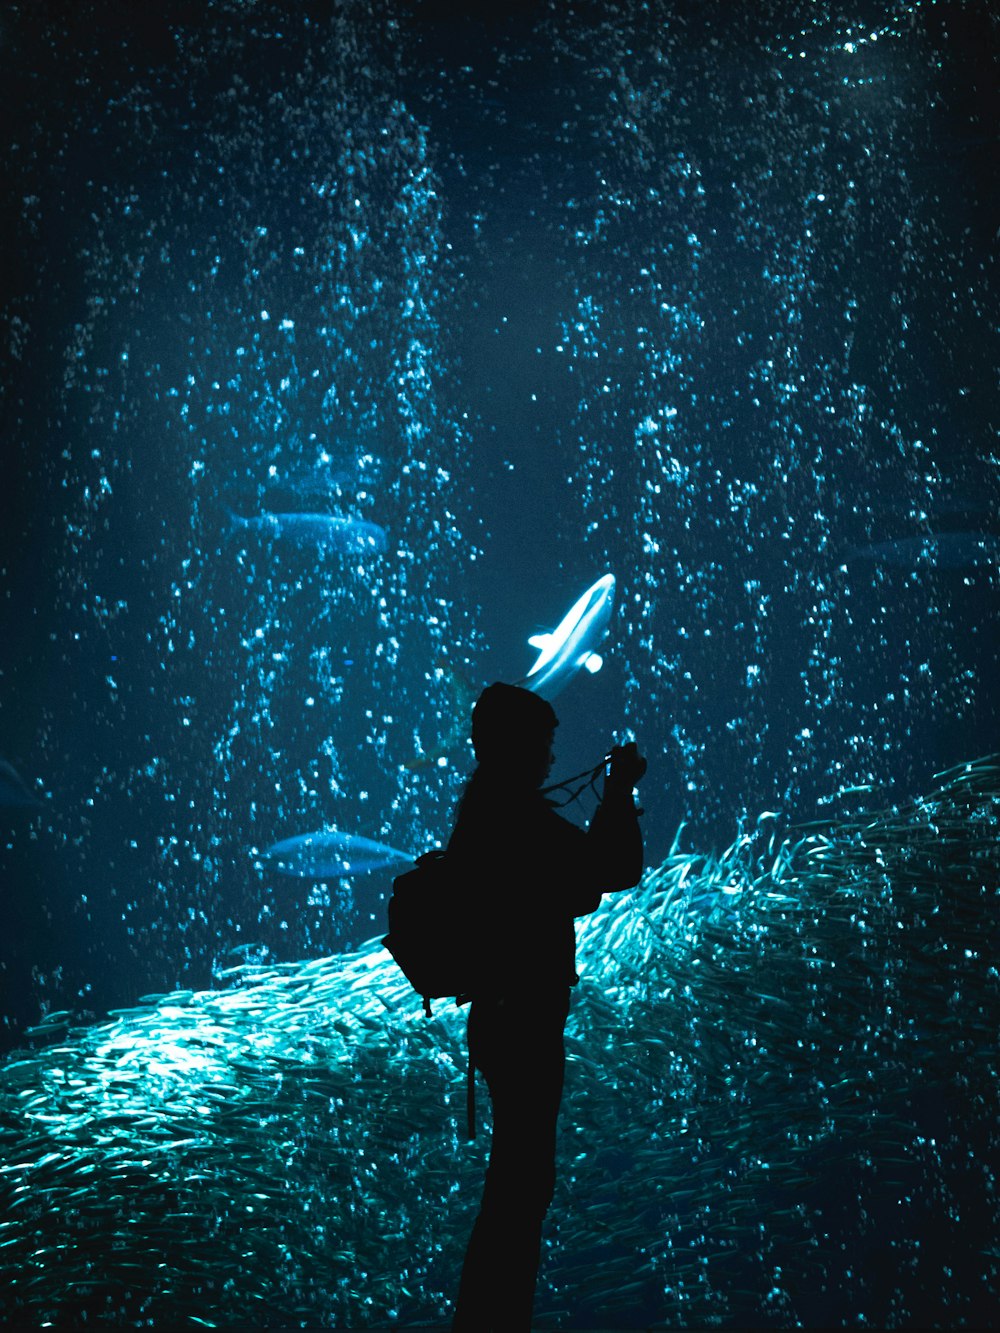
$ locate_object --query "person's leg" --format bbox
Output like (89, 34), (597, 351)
(452, 996), (567, 1332)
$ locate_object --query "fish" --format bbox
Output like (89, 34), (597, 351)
(259, 830), (413, 879)
(0, 758), (42, 808)
(846, 531), (1000, 568)
(879, 478), (995, 523)
(224, 507), (387, 555)
(516, 573), (616, 700)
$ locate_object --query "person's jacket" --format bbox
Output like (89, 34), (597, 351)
(447, 767), (643, 995)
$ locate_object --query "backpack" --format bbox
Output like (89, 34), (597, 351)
(382, 850), (472, 1016)
(382, 848), (483, 1138)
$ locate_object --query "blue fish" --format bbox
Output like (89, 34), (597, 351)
(226, 508), (387, 555)
(260, 831), (413, 879)
(848, 532), (1000, 568)
(517, 574), (616, 700)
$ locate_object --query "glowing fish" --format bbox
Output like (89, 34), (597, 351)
(260, 830), (413, 879)
(518, 574), (616, 700)
(226, 508), (387, 555)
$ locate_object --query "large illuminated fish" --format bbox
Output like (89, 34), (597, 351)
(225, 507), (387, 555)
(260, 831), (413, 880)
(518, 573), (616, 700)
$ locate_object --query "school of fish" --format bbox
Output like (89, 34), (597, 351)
(0, 756), (996, 1327)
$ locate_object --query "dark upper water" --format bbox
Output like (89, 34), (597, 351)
(1, 0), (997, 1041)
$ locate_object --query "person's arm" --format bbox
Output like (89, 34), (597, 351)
(551, 743), (646, 915)
(585, 742), (645, 892)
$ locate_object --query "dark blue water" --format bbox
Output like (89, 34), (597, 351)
(0, 1), (997, 1324)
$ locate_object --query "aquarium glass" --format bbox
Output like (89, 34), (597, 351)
(1, 0), (997, 1327)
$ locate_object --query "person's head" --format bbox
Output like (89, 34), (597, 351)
(471, 682), (558, 787)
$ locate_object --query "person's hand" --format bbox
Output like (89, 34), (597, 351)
(607, 741), (647, 790)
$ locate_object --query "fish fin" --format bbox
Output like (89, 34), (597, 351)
(528, 633), (551, 650)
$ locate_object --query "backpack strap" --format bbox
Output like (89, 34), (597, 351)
(422, 991), (475, 1137)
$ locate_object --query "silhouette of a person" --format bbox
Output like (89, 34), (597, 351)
(448, 682), (646, 1332)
